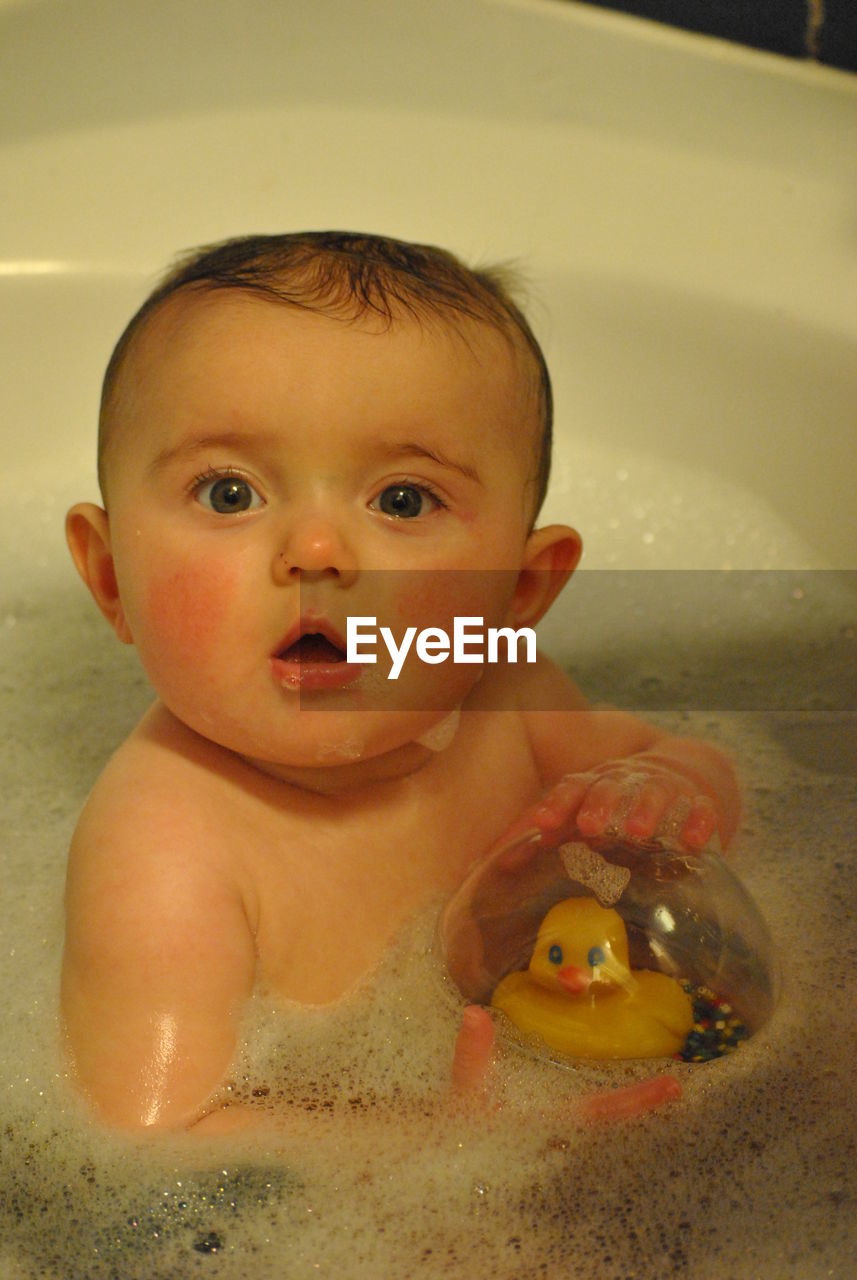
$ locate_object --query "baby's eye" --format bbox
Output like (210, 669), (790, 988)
(371, 484), (442, 520)
(194, 474), (263, 515)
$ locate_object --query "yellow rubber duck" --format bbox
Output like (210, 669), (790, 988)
(491, 896), (693, 1059)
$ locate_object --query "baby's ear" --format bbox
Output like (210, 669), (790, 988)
(65, 503), (133, 644)
(509, 524), (582, 627)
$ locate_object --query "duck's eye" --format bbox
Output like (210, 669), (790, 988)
(548, 944), (563, 966)
(196, 475), (262, 515)
(587, 945), (606, 967)
(373, 484), (439, 519)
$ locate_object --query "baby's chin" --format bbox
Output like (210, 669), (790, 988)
(236, 732), (442, 794)
(292, 708), (458, 765)
(192, 706), (457, 775)
(291, 708), (461, 765)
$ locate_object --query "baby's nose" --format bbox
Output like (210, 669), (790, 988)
(271, 515), (358, 587)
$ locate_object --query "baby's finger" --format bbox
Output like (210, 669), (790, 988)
(678, 795), (718, 849)
(577, 1073), (682, 1123)
(533, 773), (592, 832)
(574, 774), (628, 838)
(449, 1006), (496, 1108)
(493, 824), (544, 873)
(496, 775), (594, 872)
(623, 778), (676, 840)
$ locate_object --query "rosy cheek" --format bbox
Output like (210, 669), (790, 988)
(140, 564), (239, 665)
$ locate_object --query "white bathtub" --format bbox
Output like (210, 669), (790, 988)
(2, 2), (856, 1277)
(3, 0), (856, 570)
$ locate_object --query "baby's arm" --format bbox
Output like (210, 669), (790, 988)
(520, 655), (740, 848)
(62, 763), (256, 1132)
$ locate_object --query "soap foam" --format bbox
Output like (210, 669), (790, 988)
(1, 493), (856, 1278)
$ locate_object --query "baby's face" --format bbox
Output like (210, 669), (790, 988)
(101, 290), (540, 767)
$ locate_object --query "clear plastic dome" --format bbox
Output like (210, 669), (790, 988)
(439, 829), (778, 1065)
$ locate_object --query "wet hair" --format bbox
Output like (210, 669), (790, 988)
(98, 231), (553, 514)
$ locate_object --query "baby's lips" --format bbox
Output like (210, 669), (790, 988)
(272, 613), (349, 660)
(278, 633), (347, 664)
(270, 616), (365, 692)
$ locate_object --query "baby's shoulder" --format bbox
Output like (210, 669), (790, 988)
(69, 703), (252, 886)
(78, 702), (221, 813)
(472, 649), (589, 713)
(66, 703), (259, 944)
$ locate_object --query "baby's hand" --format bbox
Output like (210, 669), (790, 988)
(529, 758), (718, 852)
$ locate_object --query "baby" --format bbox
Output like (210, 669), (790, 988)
(63, 231), (740, 1134)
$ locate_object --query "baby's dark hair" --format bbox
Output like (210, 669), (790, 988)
(99, 231), (553, 513)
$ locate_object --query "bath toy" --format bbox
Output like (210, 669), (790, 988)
(491, 897), (694, 1059)
(679, 986), (748, 1062)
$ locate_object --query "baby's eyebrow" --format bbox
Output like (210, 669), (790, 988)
(147, 430), (281, 475)
(146, 432), (482, 485)
(382, 443), (481, 485)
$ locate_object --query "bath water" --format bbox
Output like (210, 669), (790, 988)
(1, 479), (855, 1279)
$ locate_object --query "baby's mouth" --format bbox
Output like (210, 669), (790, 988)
(271, 624), (362, 693)
(277, 632), (347, 665)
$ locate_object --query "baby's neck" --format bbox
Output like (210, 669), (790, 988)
(240, 740), (437, 797)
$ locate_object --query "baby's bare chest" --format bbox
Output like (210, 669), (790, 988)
(240, 719), (541, 1001)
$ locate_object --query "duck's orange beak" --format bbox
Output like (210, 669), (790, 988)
(557, 964), (592, 994)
